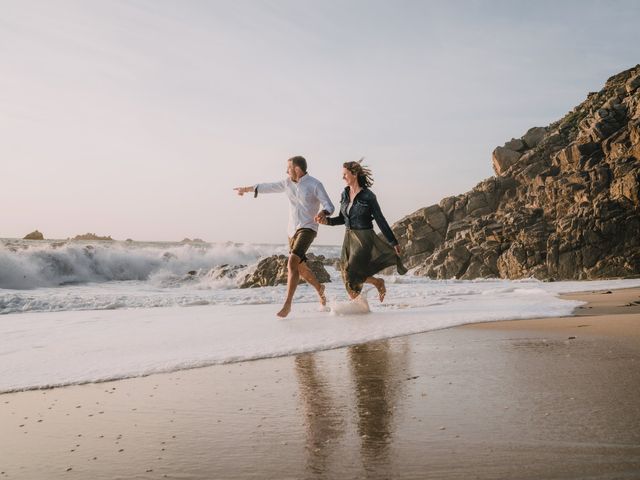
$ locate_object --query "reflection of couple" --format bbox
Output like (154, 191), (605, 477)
(235, 156), (406, 317)
(295, 340), (409, 477)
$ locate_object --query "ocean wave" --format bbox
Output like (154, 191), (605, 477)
(0, 241), (279, 290)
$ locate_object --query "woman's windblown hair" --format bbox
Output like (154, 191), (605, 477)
(343, 158), (374, 188)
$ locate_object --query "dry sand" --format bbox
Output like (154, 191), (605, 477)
(1, 288), (639, 479)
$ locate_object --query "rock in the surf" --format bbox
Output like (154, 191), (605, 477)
(23, 230), (45, 240)
(240, 254), (331, 288)
(72, 233), (114, 241)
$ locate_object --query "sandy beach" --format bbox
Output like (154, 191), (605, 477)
(4, 2), (640, 479)
(1, 287), (639, 480)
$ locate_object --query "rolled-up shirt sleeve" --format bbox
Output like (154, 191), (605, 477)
(315, 182), (335, 215)
(254, 180), (286, 195)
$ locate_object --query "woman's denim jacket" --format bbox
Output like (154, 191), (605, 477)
(327, 187), (398, 246)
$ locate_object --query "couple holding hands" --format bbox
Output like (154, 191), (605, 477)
(234, 156), (406, 318)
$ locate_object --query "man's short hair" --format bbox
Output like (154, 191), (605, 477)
(288, 156), (307, 173)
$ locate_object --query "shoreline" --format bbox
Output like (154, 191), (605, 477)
(1, 287), (639, 479)
(466, 286), (640, 335)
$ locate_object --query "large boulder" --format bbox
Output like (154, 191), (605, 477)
(492, 146), (522, 176)
(523, 127), (547, 148)
(240, 254), (331, 288)
(23, 230), (44, 240)
(625, 74), (640, 93)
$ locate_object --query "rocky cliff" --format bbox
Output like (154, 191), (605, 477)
(394, 65), (640, 280)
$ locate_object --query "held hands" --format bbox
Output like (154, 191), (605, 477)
(314, 211), (328, 225)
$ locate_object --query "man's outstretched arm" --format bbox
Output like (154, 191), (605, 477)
(233, 180), (286, 197)
(233, 186), (256, 196)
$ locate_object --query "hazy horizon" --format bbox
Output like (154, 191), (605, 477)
(3, 0), (640, 245)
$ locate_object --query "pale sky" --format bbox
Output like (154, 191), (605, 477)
(2, 0), (639, 244)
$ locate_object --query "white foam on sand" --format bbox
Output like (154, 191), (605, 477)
(330, 290), (371, 315)
(2, 277), (640, 393)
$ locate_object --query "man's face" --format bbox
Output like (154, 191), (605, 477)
(287, 161), (299, 181)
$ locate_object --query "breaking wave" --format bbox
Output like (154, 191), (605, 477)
(0, 240), (281, 290)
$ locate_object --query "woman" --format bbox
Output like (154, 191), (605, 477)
(316, 160), (407, 301)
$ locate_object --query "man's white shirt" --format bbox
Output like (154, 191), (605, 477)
(255, 174), (335, 238)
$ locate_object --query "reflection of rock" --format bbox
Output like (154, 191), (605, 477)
(72, 233), (113, 241)
(240, 254), (331, 288)
(395, 65), (640, 280)
(23, 230), (44, 240)
(125, 238), (133, 243)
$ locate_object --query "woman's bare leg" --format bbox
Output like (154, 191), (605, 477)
(365, 277), (386, 302)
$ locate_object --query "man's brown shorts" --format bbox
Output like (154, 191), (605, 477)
(289, 228), (317, 262)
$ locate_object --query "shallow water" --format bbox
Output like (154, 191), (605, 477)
(2, 238), (640, 393)
(2, 326), (640, 479)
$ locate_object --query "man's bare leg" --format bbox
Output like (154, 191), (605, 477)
(365, 276), (386, 302)
(298, 262), (326, 307)
(277, 254), (301, 318)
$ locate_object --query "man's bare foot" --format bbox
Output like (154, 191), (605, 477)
(375, 278), (386, 302)
(318, 284), (327, 306)
(276, 304), (291, 318)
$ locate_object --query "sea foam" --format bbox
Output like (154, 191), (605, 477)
(2, 239), (640, 393)
(2, 277), (640, 393)
(0, 240), (279, 290)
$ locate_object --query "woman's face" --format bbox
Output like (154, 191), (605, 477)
(342, 167), (357, 185)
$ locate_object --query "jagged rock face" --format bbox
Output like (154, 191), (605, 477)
(240, 253), (331, 288)
(395, 65), (640, 280)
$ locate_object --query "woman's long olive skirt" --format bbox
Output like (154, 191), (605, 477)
(340, 229), (407, 294)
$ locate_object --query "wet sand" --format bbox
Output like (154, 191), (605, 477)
(1, 288), (639, 479)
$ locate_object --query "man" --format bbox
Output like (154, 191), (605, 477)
(234, 156), (335, 318)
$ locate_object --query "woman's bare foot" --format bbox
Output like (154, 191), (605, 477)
(276, 303), (292, 318)
(375, 278), (386, 302)
(317, 284), (327, 306)
(346, 285), (359, 300)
